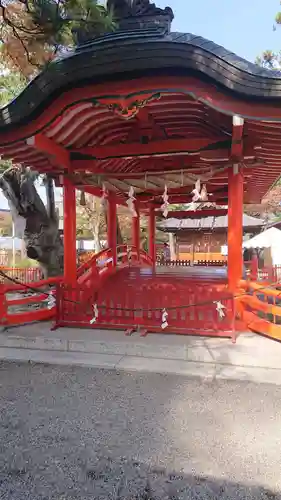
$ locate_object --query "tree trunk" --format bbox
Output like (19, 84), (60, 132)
(90, 196), (102, 253)
(24, 212), (64, 278)
(116, 214), (123, 245)
(0, 169), (64, 278)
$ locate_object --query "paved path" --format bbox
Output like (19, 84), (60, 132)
(0, 361), (281, 499)
(1, 324), (281, 385)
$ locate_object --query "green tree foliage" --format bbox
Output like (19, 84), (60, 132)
(0, 65), (26, 107)
(0, 0), (115, 77)
(256, 3), (281, 69)
(0, 1), (116, 276)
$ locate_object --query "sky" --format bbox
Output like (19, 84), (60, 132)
(157, 0), (279, 63)
(0, 0), (279, 210)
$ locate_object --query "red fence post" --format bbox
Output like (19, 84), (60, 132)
(51, 282), (61, 331)
(0, 286), (7, 330)
(107, 196), (117, 267)
(250, 256), (258, 281)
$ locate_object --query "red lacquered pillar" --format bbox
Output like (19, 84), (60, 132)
(148, 205), (156, 266)
(228, 164), (244, 291)
(107, 196), (117, 267)
(63, 177), (77, 284)
(132, 205), (140, 261)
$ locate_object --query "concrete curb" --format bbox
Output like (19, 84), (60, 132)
(1, 346), (281, 386)
(1, 328), (281, 369)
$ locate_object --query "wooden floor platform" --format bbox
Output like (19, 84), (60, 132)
(122, 265), (227, 283)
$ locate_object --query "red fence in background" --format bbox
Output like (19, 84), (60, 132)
(0, 276), (60, 327)
(0, 266), (43, 284)
(255, 265), (281, 283)
(244, 262), (281, 283)
(156, 259), (227, 267)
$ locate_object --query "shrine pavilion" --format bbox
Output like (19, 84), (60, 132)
(158, 212), (265, 264)
(2, 0), (281, 339)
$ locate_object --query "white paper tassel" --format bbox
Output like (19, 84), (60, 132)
(161, 308), (169, 329)
(161, 185), (169, 218)
(191, 179), (208, 203)
(90, 303), (99, 324)
(126, 186), (137, 217)
(191, 178), (201, 202)
(200, 184), (208, 201)
(214, 301), (226, 319)
(47, 292), (56, 310)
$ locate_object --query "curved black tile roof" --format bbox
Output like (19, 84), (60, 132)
(158, 213), (265, 232)
(1, 27), (281, 132)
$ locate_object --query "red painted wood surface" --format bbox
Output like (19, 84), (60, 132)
(0, 75), (281, 206)
(56, 267), (235, 339)
(0, 276), (61, 327)
(2, 76), (281, 147)
(132, 207), (140, 260)
(148, 206), (156, 264)
(63, 177), (77, 284)
(77, 245), (153, 289)
(228, 165), (243, 291)
(238, 280), (281, 341)
(107, 196), (117, 267)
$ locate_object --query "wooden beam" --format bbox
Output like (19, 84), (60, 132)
(70, 137), (230, 161)
(82, 186), (127, 206)
(70, 143), (257, 173)
(126, 108), (166, 142)
(27, 134), (70, 169)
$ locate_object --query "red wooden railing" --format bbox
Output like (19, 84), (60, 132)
(55, 271), (235, 340)
(77, 245), (153, 287)
(0, 266), (43, 284)
(237, 280), (281, 341)
(0, 276), (61, 327)
(244, 262), (281, 283)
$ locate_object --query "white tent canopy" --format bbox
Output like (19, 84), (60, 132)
(243, 227), (281, 266)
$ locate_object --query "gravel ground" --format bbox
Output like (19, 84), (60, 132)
(0, 362), (281, 499)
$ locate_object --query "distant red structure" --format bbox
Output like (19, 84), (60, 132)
(1, 0), (281, 340)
